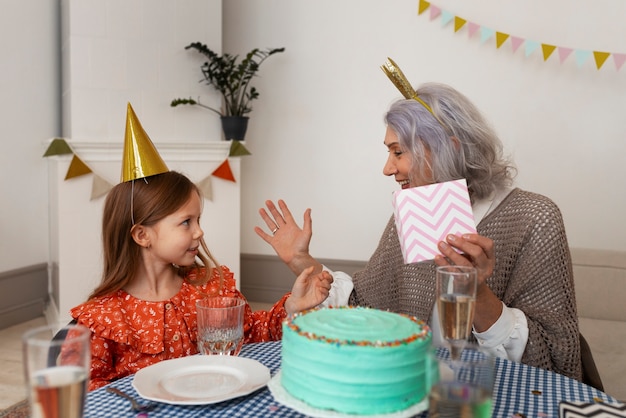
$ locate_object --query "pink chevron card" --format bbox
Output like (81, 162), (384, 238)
(392, 179), (476, 264)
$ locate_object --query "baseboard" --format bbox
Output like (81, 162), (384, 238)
(0, 263), (48, 329)
(240, 253), (366, 303)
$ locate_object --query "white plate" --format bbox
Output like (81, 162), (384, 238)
(132, 355), (270, 405)
(268, 371), (429, 418)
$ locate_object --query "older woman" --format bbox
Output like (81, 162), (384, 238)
(256, 75), (580, 381)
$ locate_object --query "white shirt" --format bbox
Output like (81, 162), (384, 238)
(318, 186), (529, 363)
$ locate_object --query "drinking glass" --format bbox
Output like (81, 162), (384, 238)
(23, 324), (91, 418)
(436, 265), (477, 360)
(196, 297), (245, 355)
(428, 343), (494, 418)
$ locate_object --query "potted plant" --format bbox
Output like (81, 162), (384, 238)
(171, 42), (285, 141)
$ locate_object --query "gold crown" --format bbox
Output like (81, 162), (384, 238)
(381, 57), (436, 116)
(121, 103), (169, 183)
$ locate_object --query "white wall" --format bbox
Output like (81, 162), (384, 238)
(225, 0), (626, 261)
(61, 0), (222, 142)
(0, 0), (59, 272)
(1, 0), (625, 282)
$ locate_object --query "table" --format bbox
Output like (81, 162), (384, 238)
(86, 341), (622, 417)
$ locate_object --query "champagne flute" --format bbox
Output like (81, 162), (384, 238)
(436, 265), (478, 360)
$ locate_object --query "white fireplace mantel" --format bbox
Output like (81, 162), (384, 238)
(46, 139), (241, 325)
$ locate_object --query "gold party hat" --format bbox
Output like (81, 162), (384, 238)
(121, 103), (169, 183)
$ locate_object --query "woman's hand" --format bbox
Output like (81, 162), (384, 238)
(434, 233), (495, 287)
(435, 233), (502, 332)
(285, 266), (334, 314)
(254, 199), (322, 275)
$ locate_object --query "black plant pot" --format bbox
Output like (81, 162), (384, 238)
(220, 116), (249, 141)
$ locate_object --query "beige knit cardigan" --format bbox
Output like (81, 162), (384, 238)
(348, 188), (582, 381)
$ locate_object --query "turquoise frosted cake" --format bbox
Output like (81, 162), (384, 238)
(281, 306), (433, 415)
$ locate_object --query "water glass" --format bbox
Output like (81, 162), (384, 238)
(196, 297), (245, 355)
(23, 324), (91, 418)
(429, 344), (494, 418)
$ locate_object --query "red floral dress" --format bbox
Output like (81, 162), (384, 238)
(70, 266), (289, 390)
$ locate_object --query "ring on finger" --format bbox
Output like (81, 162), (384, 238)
(271, 227), (279, 234)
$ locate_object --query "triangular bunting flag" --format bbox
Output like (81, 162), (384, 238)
(614, 53), (626, 71)
(593, 51), (610, 70)
(440, 10), (454, 27)
(43, 138), (73, 157)
(65, 155), (92, 180)
(495, 32), (509, 49)
(212, 159), (236, 182)
(453, 17), (466, 33)
(525, 40), (540, 57)
(229, 141), (251, 157)
(541, 44), (556, 61)
(415, 1), (626, 72)
(479, 27), (494, 44)
(558, 47), (573, 64)
(510, 36), (524, 53)
(418, 0), (430, 15)
(429, 5), (441, 20)
(196, 175), (213, 201)
(467, 22), (479, 38)
(575, 50), (592, 67)
(90, 174), (114, 200)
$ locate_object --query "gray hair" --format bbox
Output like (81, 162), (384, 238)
(384, 82), (516, 201)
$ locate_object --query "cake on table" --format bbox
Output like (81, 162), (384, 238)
(280, 306), (434, 415)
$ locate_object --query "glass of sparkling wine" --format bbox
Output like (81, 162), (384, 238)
(22, 324), (91, 418)
(196, 297), (245, 355)
(436, 265), (477, 361)
(428, 343), (494, 418)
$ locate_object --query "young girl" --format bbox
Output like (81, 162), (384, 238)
(71, 169), (332, 390)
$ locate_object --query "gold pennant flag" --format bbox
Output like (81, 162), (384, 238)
(593, 51), (610, 69)
(65, 155), (92, 180)
(43, 138), (73, 157)
(495, 32), (509, 49)
(196, 176), (213, 201)
(418, 0), (430, 15)
(121, 103), (169, 183)
(454, 17), (466, 33)
(229, 141), (251, 157)
(541, 44), (557, 61)
(90, 174), (114, 200)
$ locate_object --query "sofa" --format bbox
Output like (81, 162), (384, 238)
(572, 248), (626, 401)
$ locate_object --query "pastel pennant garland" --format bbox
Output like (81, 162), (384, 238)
(417, 0), (626, 71)
(44, 139), (244, 200)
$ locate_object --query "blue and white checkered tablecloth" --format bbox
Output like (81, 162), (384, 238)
(85, 340), (622, 418)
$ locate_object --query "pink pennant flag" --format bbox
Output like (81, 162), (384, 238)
(429, 5), (441, 20)
(510, 36), (524, 53)
(613, 53), (626, 71)
(558, 47), (573, 64)
(467, 22), (480, 38)
(392, 179), (476, 264)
